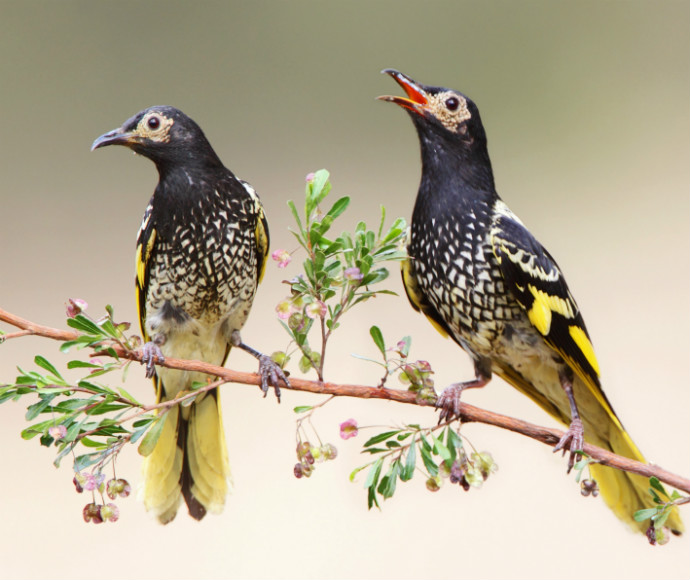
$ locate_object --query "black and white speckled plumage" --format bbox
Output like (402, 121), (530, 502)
(138, 171), (265, 348)
(92, 105), (273, 524)
(380, 70), (683, 534)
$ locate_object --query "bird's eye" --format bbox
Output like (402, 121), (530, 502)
(147, 116), (161, 130)
(445, 97), (460, 111)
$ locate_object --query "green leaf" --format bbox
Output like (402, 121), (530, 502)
(100, 318), (119, 338)
(137, 415), (166, 457)
(21, 419), (55, 440)
(369, 326), (386, 358)
(326, 196), (350, 221)
(401, 440), (417, 481)
(420, 443), (439, 477)
(34, 356), (62, 380)
(66, 314), (104, 336)
(364, 457), (384, 489)
(361, 268), (389, 286)
(81, 437), (106, 449)
(361, 447), (388, 454)
(432, 433), (452, 462)
(349, 464), (367, 482)
(653, 507), (671, 528)
(25, 395), (57, 421)
(649, 476), (668, 499)
(73, 452), (102, 471)
(377, 205), (386, 239)
(117, 386), (140, 405)
(363, 430), (401, 447)
(309, 169), (331, 209)
(365, 457), (384, 509)
(287, 200), (306, 238)
(633, 508), (659, 522)
(67, 360), (102, 369)
(377, 460), (400, 499)
(383, 217), (408, 243)
(293, 405), (313, 414)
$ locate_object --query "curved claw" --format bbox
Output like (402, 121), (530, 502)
(436, 384), (465, 424)
(435, 374), (489, 424)
(258, 354), (290, 402)
(553, 418), (584, 472)
(141, 341), (165, 379)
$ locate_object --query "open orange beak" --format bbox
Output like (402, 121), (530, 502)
(377, 69), (429, 114)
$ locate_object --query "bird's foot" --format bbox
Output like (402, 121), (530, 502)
(257, 354), (290, 402)
(435, 374), (489, 424)
(435, 383), (468, 424)
(141, 341), (165, 379)
(553, 417), (584, 473)
(230, 330), (290, 401)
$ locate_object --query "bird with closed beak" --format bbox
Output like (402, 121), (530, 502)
(92, 106), (288, 523)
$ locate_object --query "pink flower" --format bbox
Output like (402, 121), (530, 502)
(305, 172), (315, 183)
(66, 298), (88, 318)
(339, 418), (359, 440)
(275, 299), (297, 320)
(271, 249), (292, 269)
(344, 267), (364, 283)
(48, 425), (67, 440)
(305, 300), (327, 319)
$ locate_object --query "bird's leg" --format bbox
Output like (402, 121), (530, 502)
(552, 368), (584, 472)
(436, 358), (491, 423)
(231, 330), (289, 402)
(141, 334), (166, 379)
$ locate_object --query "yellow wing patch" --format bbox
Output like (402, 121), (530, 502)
(526, 284), (574, 336)
(255, 211), (269, 284)
(135, 228), (156, 343)
(568, 325), (600, 377)
(136, 228), (157, 288)
(401, 258), (449, 339)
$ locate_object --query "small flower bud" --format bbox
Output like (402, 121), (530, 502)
(425, 476), (442, 492)
(344, 267), (364, 283)
(271, 249), (292, 269)
(322, 443), (338, 460)
(271, 351), (289, 368)
(580, 478), (599, 497)
(83, 503), (103, 524)
(296, 441), (311, 460)
(48, 425), (67, 441)
(300, 461), (314, 477)
(310, 446), (323, 463)
(66, 298), (88, 318)
(73, 473), (86, 493)
(100, 503), (120, 523)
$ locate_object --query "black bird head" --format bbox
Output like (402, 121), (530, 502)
(91, 106), (222, 171)
(378, 69), (494, 192)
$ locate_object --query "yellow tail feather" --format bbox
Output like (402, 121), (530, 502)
(497, 365), (683, 534)
(141, 390), (230, 524)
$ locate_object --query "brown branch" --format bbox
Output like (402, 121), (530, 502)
(2, 306), (689, 495)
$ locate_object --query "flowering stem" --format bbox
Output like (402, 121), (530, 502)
(2, 307), (690, 495)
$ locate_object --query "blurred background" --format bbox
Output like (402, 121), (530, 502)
(0, 2), (688, 579)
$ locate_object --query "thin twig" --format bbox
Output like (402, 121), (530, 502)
(1, 306), (689, 494)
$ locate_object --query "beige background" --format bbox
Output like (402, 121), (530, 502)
(1, 2), (688, 579)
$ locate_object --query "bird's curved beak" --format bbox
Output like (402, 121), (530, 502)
(91, 127), (135, 151)
(377, 69), (429, 115)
